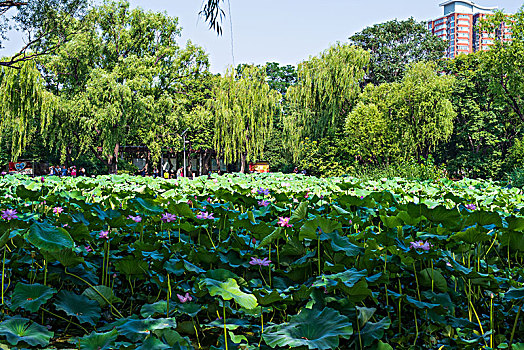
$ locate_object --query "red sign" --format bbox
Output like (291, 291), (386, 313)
(8, 161), (33, 175)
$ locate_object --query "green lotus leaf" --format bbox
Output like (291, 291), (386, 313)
(25, 221), (74, 251)
(10, 283), (56, 312)
(140, 301), (175, 318)
(418, 268), (448, 292)
(451, 225), (491, 244)
(116, 317), (177, 342)
(258, 228), (283, 248)
(263, 307), (353, 350)
(300, 217), (342, 240)
(201, 278), (258, 309)
(0, 316), (53, 347)
(115, 257), (149, 276)
(135, 337), (171, 350)
(504, 288), (524, 301)
(43, 248), (85, 267)
(359, 317), (391, 347)
(78, 329), (118, 350)
(82, 285), (123, 307)
(55, 290), (101, 325)
(132, 197), (163, 214)
(320, 231), (362, 257)
(290, 201), (308, 223)
(154, 328), (192, 348)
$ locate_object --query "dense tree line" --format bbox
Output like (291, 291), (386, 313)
(0, 0), (522, 180)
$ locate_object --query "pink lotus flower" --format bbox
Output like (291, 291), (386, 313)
(258, 200), (270, 207)
(278, 217), (292, 227)
(249, 257), (271, 266)
(41, 177), (45, 183)
(196, 212), (214, 220)
(465, 204), (476, 211)
(99, 230), (109, 239)
(177, 292), (193, 303)
(1, 209), (18, 221)
(258, 188), (270, 196)
(161, 213), (177, 223)
(410, 241), (431, 251)
(53, 207), (64, 214)
(85, 245), (93, 253)
(127, 215), (142, 223)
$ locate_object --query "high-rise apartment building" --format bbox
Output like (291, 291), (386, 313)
(427, 1), (513, 58)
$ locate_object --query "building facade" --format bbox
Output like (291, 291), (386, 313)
(427, 0), (513, 58)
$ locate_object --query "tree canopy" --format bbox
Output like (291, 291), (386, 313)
(349, 18), (446, 85)
(284, 43), (370, 160)
(210, 64), (280, 172)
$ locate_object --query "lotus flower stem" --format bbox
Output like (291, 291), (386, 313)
(1, 247), (5, 306)
(317, 236), (321, 276)
(167, 274), (171, 317)
(105, 241), (110, 286)
(192, 317), (202, 349)
(223, 303), (228, 350)
(413, 263), (421, 302)
(398, 279), (402, 334)
(490, 293), (494, 348)
(101, 242), (106, 286)
(469, 299), (488, 347)
(206, 227), (216, 250)
(64, 267), (124, 318)
(509, 304), (522, 347)
(413, 309), (419, 346)
(356, 308), (363, 349)
(43, 259), (47, 286)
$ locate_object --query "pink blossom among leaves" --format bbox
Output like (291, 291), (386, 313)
(177, 292), (193, 303)
(249, 257), (271, 266)
(1, 209), (18, 221)
(278, 217), (292, 227)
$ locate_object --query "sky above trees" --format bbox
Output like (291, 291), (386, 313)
(1, 0), (521, 73)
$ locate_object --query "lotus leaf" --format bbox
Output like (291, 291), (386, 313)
(263, 307), (353, 349)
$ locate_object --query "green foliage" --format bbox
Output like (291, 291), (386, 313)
(347, 61), (456, 164)
(2, 174), (524, 348)
(210, 65), (280, 169)
(39, 0), (211, 172)
(1, 174), (524, 349)
(284, 43), (370, 160)
(349, 18), (447, 85)
(263, 308), (353, 349)
(0, 61), (56, 160)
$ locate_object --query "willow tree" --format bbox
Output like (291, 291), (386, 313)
(0, 60), (55, 160)
(211, 65), (280, 172)
(40, 0), (211, 173)
(284, 43), (370, 160)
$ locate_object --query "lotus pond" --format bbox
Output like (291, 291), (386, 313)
(1, 173), (524, 349)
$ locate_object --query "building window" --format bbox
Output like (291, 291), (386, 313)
(458, 20), (470, 26)
(458, 45), (469, 50)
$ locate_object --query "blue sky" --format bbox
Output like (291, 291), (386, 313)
(2, 1), (522, 73)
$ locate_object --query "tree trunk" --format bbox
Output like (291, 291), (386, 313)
(203, 151), (212, 175)
(107, 143), (119, 174)
(240, 152), (247, 173)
